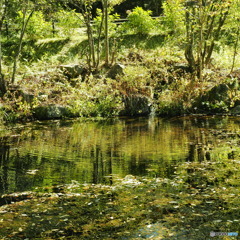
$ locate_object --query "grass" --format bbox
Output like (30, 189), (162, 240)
(212, 46), (240, 71)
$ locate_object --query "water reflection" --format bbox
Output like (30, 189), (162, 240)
(0, 116), (239, 194)
(0, 139), (10, 193)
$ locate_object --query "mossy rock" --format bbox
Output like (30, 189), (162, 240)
(193, 83), (230, 113)
(33, 104), (72, 120)
(230, 105), (240, 115)
(205, 84), (229, 102)
(107, 63), (125, 79)
(121, 94), (152, 116)
(59, 64), (87, 79)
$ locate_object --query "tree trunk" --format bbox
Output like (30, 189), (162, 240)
(11, 8), (34, 84)
(197, 2), (203, 81)
(96, 9), (104, 69)
(185, 10), (195, 72)
(102, 0), (109, 66)
(231, 24), (240, 73)
(0, 0), (7, 95)
(184, 1), (230, 79)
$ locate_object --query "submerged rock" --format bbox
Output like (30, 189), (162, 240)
(33, 104), (71, 120)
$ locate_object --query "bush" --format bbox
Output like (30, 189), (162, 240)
(67, 80), (123, 118)
(24, 11), (52, 40)
(162, 0), (185, 34)
(94, 8), (120, 38)
(121, 7), (156, 35)
(55, 10), (81, 37)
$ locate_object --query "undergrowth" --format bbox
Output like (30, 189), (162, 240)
(0, 30), (240, 123)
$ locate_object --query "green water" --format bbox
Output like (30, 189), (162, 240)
(0, 116), (239, 195)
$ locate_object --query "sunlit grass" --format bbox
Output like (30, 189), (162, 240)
(213, 46), (240, 71)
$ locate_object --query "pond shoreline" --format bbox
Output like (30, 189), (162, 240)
(0, 115), (239, 239)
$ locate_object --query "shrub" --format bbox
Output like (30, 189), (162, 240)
(23, 11), (52, 40)
(67, 79), (123, 118)
(121, 7), (156, 35)
(55, 10), (81, 37)
(161, 0), (185, 34)
(94, 8), (120, 38)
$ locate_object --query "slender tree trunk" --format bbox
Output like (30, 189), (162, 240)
(0, 0), (7, 95)
(96, 10), (104, 69)
(11, 7), (34, 84)
(185, 10), (195, 72)
(52, 20), (55, 37)
(86, 22), (93, 70)
(231, 24), (240, 73)
(102, 0), (109, 66)
(0, 42), (7, 96)
(198, 2), (203, 81)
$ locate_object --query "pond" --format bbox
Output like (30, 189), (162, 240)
(0, 116), (239, 239)
(0, 116), (239, 195)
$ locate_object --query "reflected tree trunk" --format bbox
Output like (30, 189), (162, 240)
(0, 141), (10, 194)
(93, 146), (102, 184)
(187, 143), (196, 162)
(108, 148), (113, 185)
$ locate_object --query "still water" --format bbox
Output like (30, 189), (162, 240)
(0, 116), (239, 194)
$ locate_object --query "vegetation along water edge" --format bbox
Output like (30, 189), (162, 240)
(0, 0), (240, 123)
(0, 0), (240, 239)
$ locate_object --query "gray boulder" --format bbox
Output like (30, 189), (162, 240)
(121, 94), (152, 116)
(107, 63), (125, 79)
(231, 105), (240, 115)
(207, 83), (229, 102)
(59, 64), (87, 79)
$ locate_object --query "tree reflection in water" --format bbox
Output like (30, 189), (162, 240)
(0, 116), (239, 195)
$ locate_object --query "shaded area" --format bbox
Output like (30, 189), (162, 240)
(33, 38), (71, 60)
(120, 33), (166, 49)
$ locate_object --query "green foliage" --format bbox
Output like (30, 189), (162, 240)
(0, 107), (7, 122)
(221, 0), (240, 52)
(1, 100), (32, 122)
(121, 7), (156, 35)
(94, 93), (123, 117)
(156, 100), (184, 116)
(23, 11), (52, 40)
(55, 10), (82, 37)
(94, 8), (120, 37)
(67, 79), (123, 118)
(161, 0), (185, 34)
(200, 100), (229, 113)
